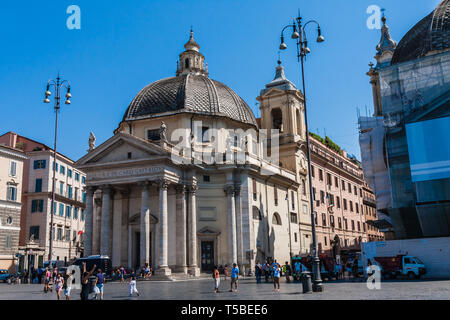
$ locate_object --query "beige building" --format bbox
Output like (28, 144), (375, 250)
(308, 133), (375, 258)
(0, 145), (26, 272)
(0, 132), (86, 269)
(362, 183), (385, 241)
(76, 31), (311, 277)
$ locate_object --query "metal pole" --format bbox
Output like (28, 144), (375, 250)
(297, 16), (323, 292)
(48, 76), (60, 262)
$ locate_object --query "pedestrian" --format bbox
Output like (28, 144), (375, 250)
(255, 261), (262, 284)
(284, 261), (291, 282)
(120, 266), (125, 283)
(129, 268), (140, 297)
(264, 263), (270, 282)
(229, 263), (239, 292)
(213, 266), (220, 293)
(43, 267), (51, 293)
(80, 262), (97, 301)
(273, 263), (281, 292)
(352, 259), (359, 282)
(95, 268), (105, 300)
(54, 272), (64, 300)
(63, 269), (74, 300)
(224, 264), (228, 281)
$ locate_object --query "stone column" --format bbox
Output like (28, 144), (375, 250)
(127, 225), (132, 269)
(225, 185), (237, 265)
(112, 190), (122, 267)
(157, 179), (171, 276)
(84, 186), (95, 257)
(140, 181), (150, 266)
(93, 196), (102, 254)
(100, 185), (112, 256)
(234, 185), (244, 274)
(187, 184), (200, 276)
(175, 184), (187, 273)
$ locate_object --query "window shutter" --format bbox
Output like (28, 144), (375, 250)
(34, 160), (38, 169)
(39, 200), (44, 212)
(42, 160), (46, 169)
(31, 200), (37, 212)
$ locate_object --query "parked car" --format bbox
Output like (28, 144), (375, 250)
(0, 269), (10, 282)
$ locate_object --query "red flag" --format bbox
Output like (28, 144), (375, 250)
(78, 231), (83, 235)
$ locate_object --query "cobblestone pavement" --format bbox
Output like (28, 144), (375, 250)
(0, 277), (449, 300)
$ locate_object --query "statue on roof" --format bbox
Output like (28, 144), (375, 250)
(88, 132), (96, 151)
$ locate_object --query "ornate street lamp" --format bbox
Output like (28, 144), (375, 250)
(279, 12), (325, 292)
(43, 74), (71, 263)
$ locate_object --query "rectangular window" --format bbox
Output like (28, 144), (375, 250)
(322, 213), (327, 226)
(29, 226), (40, 240)
(303, 204), (308, 215)
(312, 187), (316, 201)
(320, 191), (325, 204)
(342, 180), (345, 191)
(348, 183), (351, 193)
(67, 185), (73, 199)
(324, 236), (327, 246)
(6, 235), (12, 248)
(363, 223), (366, 232)
(330, 215), (335, 227)
(82, 192), (87, 203)
(252, 179), (257, 201)
(82, 176), (86, 184)
(201, 126), (210, 142)
(350, 201), (353, 212)
(360, 188), (363, 197)
(59, 182), (64, 195)
(34, 160), (46, 169)
(327, 173), (332, 186)
(294, 233), (298, 242)
(31, 199), (38, 213)
(65, 228), (70, 242)
(311, 165), (315, 178)
(338, 217), (342, 229)
(74, 207), (79, 220)
(343, 198), (347, 210)
(319, 169), (323, 181)
(336, 196), (340, 208)
(328, 194), (334, 206)
(81, 209), (86, 221)
(291, 191), (295, 210)
(53, 201), (57, 215)
(67, 169), (72, 178)
(354, 186), (357, 195)
(358, 221), (361, 231)
(203, 175), (210, 182)
(7, 186), (17, 201)
(10, 161), (17, 176)
(35, 178), (42, 193)
(75, 172), (80, 181)
(74, 188), (79, 201)
(66, 206), (71, 218)
(53, 161), (58, 171)
(352, 220), (355, 231)
(290, 212), (298, 224)
(60, 165), (65, 175)
(59, 203), (64, 216)
(356, 203), (359, 213)
(32, 199), (44, 213)
(274, 187), (278, 206)
(344, 218), (348, 230)
(57, 228), (63, 241)
(334, 177), (339, 188)
(147, 129), (160, 141)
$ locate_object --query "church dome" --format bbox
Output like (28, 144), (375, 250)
(391, 0), (450, 65)
(122, 30), (258, 127)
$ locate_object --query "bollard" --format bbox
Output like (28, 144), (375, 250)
(302, 271), (312, 293)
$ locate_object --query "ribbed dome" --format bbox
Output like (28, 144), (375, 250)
(123, 73), (258, 127)
(391, 0), (450, 65)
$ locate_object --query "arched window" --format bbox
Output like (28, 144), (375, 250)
(271, 108), (283, 131)
(252, 206), (262, 220)
(185, 58), (190, 69)
(272, 212), (282, 225)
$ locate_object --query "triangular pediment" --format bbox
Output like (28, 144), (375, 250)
(76, 132), (168, 166)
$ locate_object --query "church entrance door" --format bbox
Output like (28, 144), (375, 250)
(201, 241), (214, 272)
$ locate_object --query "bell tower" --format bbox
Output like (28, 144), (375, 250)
(176, 29), (209, 77)
(257, 60), (305, 142)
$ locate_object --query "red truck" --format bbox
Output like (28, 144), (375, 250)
(373, 255), (426, 280)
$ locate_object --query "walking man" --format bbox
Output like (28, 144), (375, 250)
(129, 268), (139, 297)
(229, 263), (239, 292)
(255, 261), (262, 284)
(63, 269), (73, 300)
(273, 263), (281, 292)
(95, 268), (105, 300)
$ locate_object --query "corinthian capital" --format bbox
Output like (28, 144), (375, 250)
(157, 178), (170, 190)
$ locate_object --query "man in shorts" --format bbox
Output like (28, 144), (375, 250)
(95, 268), (105, 300)
(273, 264), (281, 292)
(229, 263), (239, 292)
(63, 269), (74, 300)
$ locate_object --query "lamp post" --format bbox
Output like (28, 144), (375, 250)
(43, 74), (71, 263)
(279, 12), (325, 292)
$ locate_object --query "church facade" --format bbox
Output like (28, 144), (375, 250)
(76, 30), (311, 276)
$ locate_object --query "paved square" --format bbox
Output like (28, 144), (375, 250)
(0, 277), (449, 300)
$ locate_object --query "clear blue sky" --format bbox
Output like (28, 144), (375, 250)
(0, 0), (440, 161)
